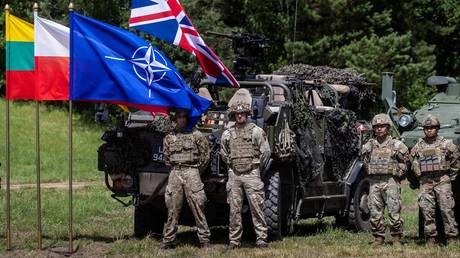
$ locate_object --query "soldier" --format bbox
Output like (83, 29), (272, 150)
(220, 89), (271, 249)
(411, 114), (460, 245)
(360, 114), (409, 246)
(160, 108), (211, 249)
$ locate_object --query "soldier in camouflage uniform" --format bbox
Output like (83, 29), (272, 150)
(411, 115), (460, 245)
(160, 109), (211, 249)
(360, 114), (409, 246)
(220, 89), (271, 249)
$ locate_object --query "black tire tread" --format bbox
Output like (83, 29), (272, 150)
(264, 171), (282, 240)
(134, 202), (165, 239)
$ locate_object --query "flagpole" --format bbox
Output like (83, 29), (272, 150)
(4, 4), (12, 251)
(68, 3), (74, 253)
(32, 2), (43, 250)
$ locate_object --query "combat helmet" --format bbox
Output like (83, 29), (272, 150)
(371, 113), (393, 127)
(228, 88), (252, 117)
(421, 114), (440, 128)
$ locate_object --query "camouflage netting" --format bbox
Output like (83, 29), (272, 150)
(274, 64), (376, 119)
(148, 115), (175, 133)
(292, 102), (360, 186)
(323, 109), (359, 180)
(288, 68), (363, 187)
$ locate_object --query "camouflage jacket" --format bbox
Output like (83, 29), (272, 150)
(360, 136), (409, 178)
(220, 122), (271, 173)
(410, 136), (460, 178)
(163, 129), (210, 170)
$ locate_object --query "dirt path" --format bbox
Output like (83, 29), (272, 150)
(1, 180), (100, 190)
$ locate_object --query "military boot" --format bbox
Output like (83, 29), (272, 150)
(392, 235), (402, 247)
(425, 237), (436, 246)
(200, 242), (210, 249)
(446, 237), (457, 245)
(226, 243), (241, 249)
(371, 236), (384, 246)
(159, 242), (175, 250)
(256, 240), (268, 248)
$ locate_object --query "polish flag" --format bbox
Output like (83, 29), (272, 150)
(34, 15), (69, 100)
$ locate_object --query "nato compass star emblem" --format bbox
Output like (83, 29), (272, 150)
(105, 46), (171, 98)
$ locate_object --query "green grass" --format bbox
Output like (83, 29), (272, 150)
(1, 182), (460, 257)
(0, 101), (105, 183)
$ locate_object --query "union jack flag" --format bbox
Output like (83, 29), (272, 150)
(130, 0), (239, 88)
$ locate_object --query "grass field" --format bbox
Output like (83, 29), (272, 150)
(1, 183), (460, 257)
(0, 101), (104, 183)
(1, 101), (460, 257)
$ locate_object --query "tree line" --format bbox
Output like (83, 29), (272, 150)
(1, 0), (459, 110)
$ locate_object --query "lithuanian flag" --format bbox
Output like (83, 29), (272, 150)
(5, 12), (35, 100)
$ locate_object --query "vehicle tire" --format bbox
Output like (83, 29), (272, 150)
(349, 177), (371, 231)
(264, 171), (284, 240)
(335, 214), (349, 228)
(134, 201), (165, 239)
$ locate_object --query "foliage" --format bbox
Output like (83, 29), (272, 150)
(332, 32), (435, 110)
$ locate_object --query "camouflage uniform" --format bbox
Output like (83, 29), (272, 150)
(162, 129), (211, 245)
(220, 89), (271, 247)
(361, 136), (409, 238)
(411, 127), (460, 240)
(221, 122), (271, 246)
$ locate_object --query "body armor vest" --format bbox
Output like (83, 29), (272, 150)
(418, 141), (448, 173)
(168, 133), (199, 165)
(367, 140), (398, 175)
(229, 124), (260, 173)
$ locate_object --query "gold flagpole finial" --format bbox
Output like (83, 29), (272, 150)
(68, 2), (74, 11)
(4, 4), (10, 11)
(33, 2), (39, 11)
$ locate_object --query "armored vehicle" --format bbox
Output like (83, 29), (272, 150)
(98, 77), (374, 240)
(381, 73), (460, 238)
(97, 33), (374, 239)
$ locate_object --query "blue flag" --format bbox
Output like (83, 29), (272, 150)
(69, 12), (211, 124)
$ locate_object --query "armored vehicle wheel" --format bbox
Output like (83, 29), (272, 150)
(349, 178), (371, 231)
(264, 171), (285, 240)
(134, 201), (166, 238)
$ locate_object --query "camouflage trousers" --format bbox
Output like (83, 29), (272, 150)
(227, 169), (267, 245)
(418, 174), (458, 238)
(367, 176), (403, 237)
(162, 167), (210, 244)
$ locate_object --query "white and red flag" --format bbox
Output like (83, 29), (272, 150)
(34, 14), (70, 100)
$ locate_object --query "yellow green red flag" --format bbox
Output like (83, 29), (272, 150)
(5, 12), (35, 100)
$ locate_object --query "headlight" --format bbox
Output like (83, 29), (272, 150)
(398, 114), (412, 128)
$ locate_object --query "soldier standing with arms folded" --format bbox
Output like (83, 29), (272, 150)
(221, 89), (271, 249)
(360, 114), (409, 246)
(411, 115), (459, 246)
(160, 108), (211, 249)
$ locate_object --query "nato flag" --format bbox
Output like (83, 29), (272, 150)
(69, 12), (211, 121)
